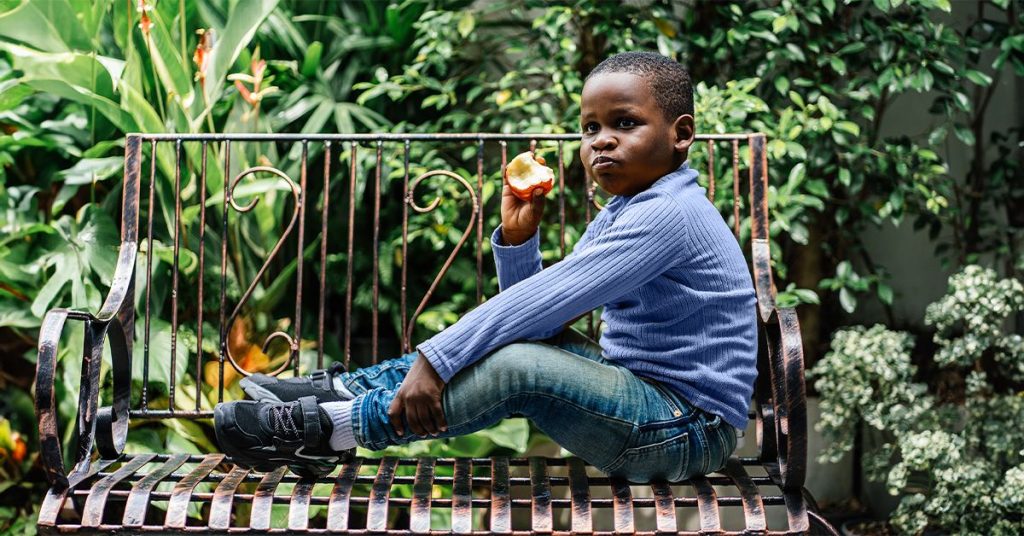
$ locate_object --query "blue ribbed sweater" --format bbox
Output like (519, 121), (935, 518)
(417, 163), (758, 430)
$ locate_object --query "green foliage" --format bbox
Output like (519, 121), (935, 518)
(674, 0), (1024, 321)
(810, 266), (1024, 534)
(1, 0), (1023, 528)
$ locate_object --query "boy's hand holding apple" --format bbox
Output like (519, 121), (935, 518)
(501, 152), (553, 246)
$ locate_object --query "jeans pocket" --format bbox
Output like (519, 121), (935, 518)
(604, 430), (690, 483)
(636, 381), (699, 432)
(701, 414), (734, 474)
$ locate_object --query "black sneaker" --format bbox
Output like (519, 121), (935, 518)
(214, 395), (354, 478)
(239, 362), (353, 403)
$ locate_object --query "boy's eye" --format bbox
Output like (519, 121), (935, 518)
(582, 122), (599, 134)
(617, 118), (637, 128)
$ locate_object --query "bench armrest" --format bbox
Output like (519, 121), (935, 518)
(35, 174), (141, 489)
(754, 304), (808, 491)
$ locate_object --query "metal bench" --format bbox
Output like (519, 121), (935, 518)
(34, 132), (839, 534)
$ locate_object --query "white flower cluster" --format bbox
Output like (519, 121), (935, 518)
(925, 265), (1024, 371)
(811, 265), (1024, 534)
(810, 325), (933, 463)
(995, 464), (1024, 514)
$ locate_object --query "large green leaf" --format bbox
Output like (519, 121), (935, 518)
(0, 0), (91, 52)
(146, 4), (196, 113)
(201, 0), (279, 113)
(131, 317), (190, 397)
(0, 44), (122, 95)
(0, 79), (31, 112)
(0, 300), (36, 328)
(29, 205), (120, 319)
(68, 0), (112, 41)
(2, 44), (138, 131)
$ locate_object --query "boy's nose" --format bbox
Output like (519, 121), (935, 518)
(590, 132), (616, 151)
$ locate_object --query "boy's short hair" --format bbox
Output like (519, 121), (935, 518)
(586, 51), (694, 121)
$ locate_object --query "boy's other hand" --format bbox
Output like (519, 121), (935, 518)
(500, 159), (546, 246)
(388, 352), (447, 437)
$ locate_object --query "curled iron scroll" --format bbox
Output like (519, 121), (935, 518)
(403, 170), (479, 351)
(224, 166), (300, 377)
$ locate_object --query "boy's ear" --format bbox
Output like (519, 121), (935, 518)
(672, 114), (696, 154)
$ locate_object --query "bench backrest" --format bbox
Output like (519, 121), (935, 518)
(42, 132), (806, 491)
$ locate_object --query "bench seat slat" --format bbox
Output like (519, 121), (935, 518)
(529, 457), (553, 533)
(367, 457), (398, 532)
(452, 458), (473, 534)
(650, 481), (677, 533)
(164, 454), (224, 528)
(287, 479), (316, 531)
(691, 475), (722, 533)
(410, 457), (435, 533)
(82, 453), (155, 527)
(327, 459), (362, 531)
(208, 465), (250, 530)
(610, 477), (634, 534)
(490, 457), (512, 533)
(250, 466), (287, 530)
(568, 457), (592, 534)
(38, 458), (118, 527)
(722, 457), (766, 531)
(123, 453), (189, 527)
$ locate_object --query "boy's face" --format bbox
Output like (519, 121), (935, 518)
(579, 72), (694, 197)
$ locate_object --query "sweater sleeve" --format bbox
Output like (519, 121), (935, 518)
(491, 213), (603, 292)
(491, 225), (543, 292)
(417, 194), (686, 382)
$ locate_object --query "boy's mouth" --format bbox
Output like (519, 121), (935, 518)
(592, 155), (617, 170)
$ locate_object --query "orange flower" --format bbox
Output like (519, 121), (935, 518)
(203, 317), (270, 390)
(137, 0), (153, 36)
(11, 433), (26, 464)
(193, 29), (214, 88)
(234, 79), (255, 105)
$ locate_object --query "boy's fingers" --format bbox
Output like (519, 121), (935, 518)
(411, 404), (429, 436)
(422, 405), (440, 436)
(433, 400), (448, 432)
(406, 402), (423, 436)
(388, 398), (404, 437)
(425, 401), (442, 435)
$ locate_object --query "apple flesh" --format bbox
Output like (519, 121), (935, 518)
(506, 152), (554, 201)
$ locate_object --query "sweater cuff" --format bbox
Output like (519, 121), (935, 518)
(415, 339), (456, 383)
(491, 226), (542, 291)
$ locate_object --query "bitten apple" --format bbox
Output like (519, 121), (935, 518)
(506, 152), (554, 201)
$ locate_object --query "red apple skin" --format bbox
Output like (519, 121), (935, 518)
(507, 153), (554, 201)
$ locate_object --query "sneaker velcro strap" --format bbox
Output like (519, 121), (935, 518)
(298, 395), (321, 450)
(309, 369), (329, 388)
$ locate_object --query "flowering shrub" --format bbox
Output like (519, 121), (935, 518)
(810, 265), (1024, 535)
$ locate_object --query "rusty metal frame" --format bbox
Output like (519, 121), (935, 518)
(33, 132), (836, 535)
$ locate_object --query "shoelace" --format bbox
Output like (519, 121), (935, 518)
(269, 403), (301, 440)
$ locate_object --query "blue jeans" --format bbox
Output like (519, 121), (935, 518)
(339, 328), (737, 482)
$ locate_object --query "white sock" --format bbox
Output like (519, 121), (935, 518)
(321, 400), (357, 451)
(332, 377), (356, 399)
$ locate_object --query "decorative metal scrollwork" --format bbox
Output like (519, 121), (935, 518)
(403, 170), (478, 350)
(224, 166), (300, 377)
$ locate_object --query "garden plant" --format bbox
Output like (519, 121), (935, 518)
(0, 0), (1021, 531)
(811, 265), (1024, 534)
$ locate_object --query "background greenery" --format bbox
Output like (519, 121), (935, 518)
(0, 0), (1021, 532)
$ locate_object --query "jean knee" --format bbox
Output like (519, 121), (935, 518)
(478, 342), (552, 390)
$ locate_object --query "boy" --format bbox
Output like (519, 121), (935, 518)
(215, 51), (757, 482)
